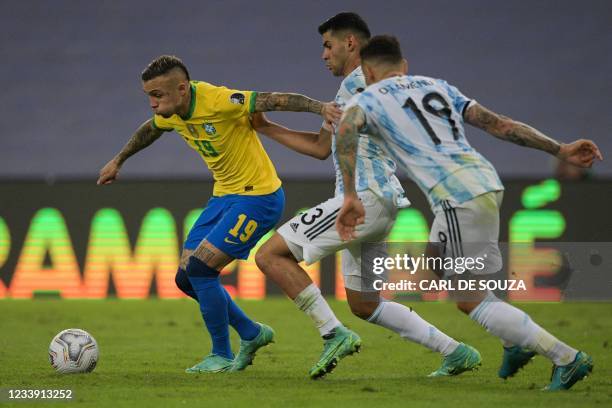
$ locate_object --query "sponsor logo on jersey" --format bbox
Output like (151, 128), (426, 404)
(290, 222), (299, 233)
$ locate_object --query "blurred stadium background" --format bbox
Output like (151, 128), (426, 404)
(1, 0), (611, 299)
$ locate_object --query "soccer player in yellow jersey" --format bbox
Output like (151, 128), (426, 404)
(97, 55), (341, 373)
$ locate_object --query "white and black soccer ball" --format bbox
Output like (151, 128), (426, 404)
(48, 329), (98, 374)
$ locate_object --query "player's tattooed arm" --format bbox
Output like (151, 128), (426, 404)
(250, 113), (332, 160)
(254, 92), (322, 114)
(465, 103), (561, 155)
(335, 106), (367, 240)
(465, 103), (603, 167)
(336, 106), (366, 195)
(115, 119), (165, 164)
(254, 92), (342, 124)
(97, 119), (165, 185)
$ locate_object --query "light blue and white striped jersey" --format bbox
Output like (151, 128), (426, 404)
(345, 74), (504, 207)
(331, 67), (410, 207)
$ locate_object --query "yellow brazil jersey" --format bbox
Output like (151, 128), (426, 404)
(151, 81), (282, 196)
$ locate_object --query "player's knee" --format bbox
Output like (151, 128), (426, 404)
(254, 247), (271, 273)
(174, 268), (197, 299)
(348, 299), (379, 320)
(186, 256), (220, 278)
(174, 267), (189, 291)
(255, 240), (282, 273)
(456, 301), (476, 315)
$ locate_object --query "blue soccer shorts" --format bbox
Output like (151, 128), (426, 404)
(184, 187), (285, 259)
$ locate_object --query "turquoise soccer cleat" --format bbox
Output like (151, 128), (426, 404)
(544, 351), (593, 391)
(428, 343), (482, 377)
(498, 346), (537, 379)
(231, 323), (275, 371)
(185, 354), (234, 373)
(309, 325), (361, 379)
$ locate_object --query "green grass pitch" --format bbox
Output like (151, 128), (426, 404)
(0, 299), (611, 407)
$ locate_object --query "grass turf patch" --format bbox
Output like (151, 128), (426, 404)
(0, 299), (610, 407)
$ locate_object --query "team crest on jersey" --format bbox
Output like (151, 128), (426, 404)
(203, 123), (216, 135)
(230, 93), (245, 105)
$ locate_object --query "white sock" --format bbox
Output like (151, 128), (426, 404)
(294, 283), (341, 337)
(469, 292), (578, 365)
(368, 301), (459, 356)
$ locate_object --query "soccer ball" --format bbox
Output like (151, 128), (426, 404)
(48, 328), (98, 374)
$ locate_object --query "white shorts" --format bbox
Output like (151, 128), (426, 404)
(278, 190), (397, 291)
(429, 191), (504, 275)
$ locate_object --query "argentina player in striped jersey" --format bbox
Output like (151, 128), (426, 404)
(335, 35), (602, 389)
(256, 13), (480, 379)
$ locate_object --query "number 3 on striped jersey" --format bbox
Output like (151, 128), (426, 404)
(228, 214), (258, 242)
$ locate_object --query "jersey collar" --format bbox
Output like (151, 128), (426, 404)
(180, 83), (197, 120)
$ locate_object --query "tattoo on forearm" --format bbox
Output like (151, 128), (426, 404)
(504, 122), (560, 154)
(466, 104), (560, 155)
(116, 120), (164, 164)
(254, 92), (323, 115)
(336, 107), (365, 194)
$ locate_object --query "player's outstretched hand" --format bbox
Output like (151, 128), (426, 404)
(336, 194), (365, 241)
(321, 102), (342, 125)
(97, 159), (121, 185)
(558, 139), (603, 168)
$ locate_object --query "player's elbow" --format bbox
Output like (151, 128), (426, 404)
(313, 138), (332, 160)
(250, 116), (270, 132)
(251, 122), (265, 132)
(313, 147), (331, 160)
(496, 117), (515, 135)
